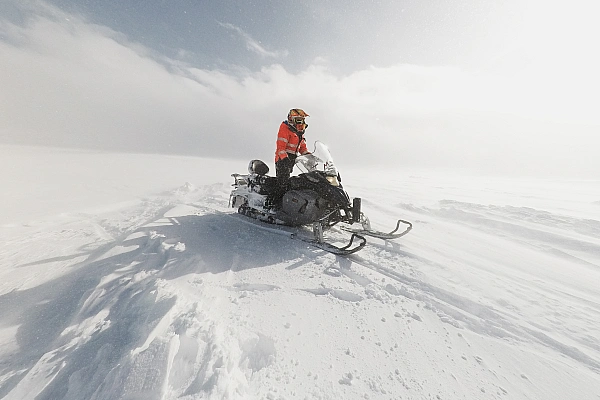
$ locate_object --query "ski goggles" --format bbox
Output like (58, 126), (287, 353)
(291, 117), (305, 124)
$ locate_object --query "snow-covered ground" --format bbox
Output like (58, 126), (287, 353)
(1, 144), (599, 400)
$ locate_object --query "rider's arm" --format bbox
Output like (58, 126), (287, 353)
(299, 139), (309, 155)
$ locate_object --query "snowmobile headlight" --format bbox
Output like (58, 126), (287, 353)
(326, 176), (339, 186)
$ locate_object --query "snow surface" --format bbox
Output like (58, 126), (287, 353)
(1, 144), (600, 400)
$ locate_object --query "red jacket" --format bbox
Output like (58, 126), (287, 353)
(275, 121), (309, 162)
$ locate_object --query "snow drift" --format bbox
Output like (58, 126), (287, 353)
(1, 145), (599, 399)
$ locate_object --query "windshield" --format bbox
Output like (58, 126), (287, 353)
(296, 141), (339, 176)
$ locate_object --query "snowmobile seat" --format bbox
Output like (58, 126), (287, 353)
(247, 173), (278, 195)
(258, 176), (278, 195)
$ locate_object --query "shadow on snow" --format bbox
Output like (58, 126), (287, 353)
(0, 212), (313, 399)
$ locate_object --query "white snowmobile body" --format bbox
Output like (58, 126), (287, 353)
(229, 141), (411, 254)
(231, 142), (359, 225)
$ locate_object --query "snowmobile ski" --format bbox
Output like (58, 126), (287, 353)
(230, 210), (366, 256)
(341, 219), (413, 240)
(293, 232), (367, 256)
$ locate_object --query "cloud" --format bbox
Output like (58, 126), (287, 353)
(218, 22), (288, 59)
(0, 2), (598, 177)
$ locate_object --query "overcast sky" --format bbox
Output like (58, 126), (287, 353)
(1, 0), (599, 176)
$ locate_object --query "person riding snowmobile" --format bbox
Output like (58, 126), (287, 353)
(269, 108), (311, 207)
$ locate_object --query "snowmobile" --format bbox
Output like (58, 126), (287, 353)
(229, 141), (412, 255)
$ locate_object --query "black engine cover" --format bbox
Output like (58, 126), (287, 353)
(280, 190), (329, 226)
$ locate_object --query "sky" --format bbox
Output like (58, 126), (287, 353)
(1, 0), (599, 176)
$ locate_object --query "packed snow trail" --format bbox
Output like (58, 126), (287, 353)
(1, 174), (600, 399)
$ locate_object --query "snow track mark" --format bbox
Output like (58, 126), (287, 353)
(343, 247), (600, 373)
